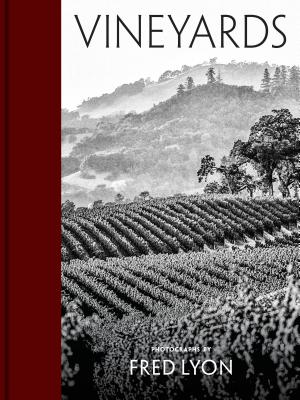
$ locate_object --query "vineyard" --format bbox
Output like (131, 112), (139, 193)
(61, 245), (300, 318)
(61, 196), (300, 400)
(61, 196), (300, 261)
(62, 266), (300, 400)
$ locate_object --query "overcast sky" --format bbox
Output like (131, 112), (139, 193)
(62, 0), (300, 109)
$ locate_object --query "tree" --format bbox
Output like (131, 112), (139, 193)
(237, 109), (300, 196)
(139, 191), (151, 201)
(206, 67), (216, 84)
(288, 66), (300, 99)
(276, 156), (300, 197)
(280, 65), (288, 87)
(256, 176), (272, 196)
(115, 193), (125, 203)
(218, 157), (253, 195)
(177, 84), (185, 96)
(260, 68), (271, 93)
(62, 200), (75, 215)
(229, 140), (249, 164)
(216, 70), (223, 83)
(209, 57), (217, 65)
(158, 70), (172, 82)
(271, 67), (281, 96)
(197, 155), (216, 183)
(186, 76), (195, 90)
(198, 155), (255, 196)
(203, 181), (229, 195)
(134, 191), (151, 202)
(242, 174), (257, 198)
(92, 199), (103, 209)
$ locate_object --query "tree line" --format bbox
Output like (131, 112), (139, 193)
(260, 66), (300, 98)
(176, 68), (222, 95)
(176, 65), (300, 99)
(62, 191), (153, 213)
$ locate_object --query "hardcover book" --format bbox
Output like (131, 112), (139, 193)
(61, 1), (300, 399)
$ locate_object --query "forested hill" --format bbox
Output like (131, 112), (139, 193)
(71, 83), (299, 161)
(62, 82), (299, 205)
(76, 62), (289, 117)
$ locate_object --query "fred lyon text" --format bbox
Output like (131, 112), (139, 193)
(130, 359), (232, 376)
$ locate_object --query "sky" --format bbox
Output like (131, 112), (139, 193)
(62, 0), (300, 109)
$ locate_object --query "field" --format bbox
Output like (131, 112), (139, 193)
(61, 196), (300, 262)
(62, 246), (300, 319)
(62, 249), (300, 400)
(61, 196), (300, 400)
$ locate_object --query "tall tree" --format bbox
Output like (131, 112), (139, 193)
(288, 66), (300, 99)
(242, 174), (257, 198)
(237, 109), (300, 196)
(186, 76), (195, 90)
(280, 65), (288, 87)
(271, 67), (281, 96)
(276, 156), (300, 198)
(218, 157), (252, 195)
(260, 68), (271, 93)
(206, 67), (216, 84)
(198, 155), (256, 196)
(197, 155), (216, 182)
(177, 83), (185, 96)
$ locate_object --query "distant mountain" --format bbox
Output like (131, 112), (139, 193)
(78, 79), (146, 115)
(77, 61), (287, 117)
(62, 82), (300, 206)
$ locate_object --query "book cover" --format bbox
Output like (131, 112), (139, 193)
(61, 1), (300, 399)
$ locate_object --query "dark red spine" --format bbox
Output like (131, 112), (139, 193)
(1, 0), (6, 398)
(3, 1), (61, 399)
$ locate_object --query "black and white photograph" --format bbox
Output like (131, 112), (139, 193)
(61, 1), (300, 399)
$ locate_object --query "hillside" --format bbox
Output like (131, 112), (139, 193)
(62, 245), (299, 318)
(62, 271), (300, 400)
(62, 195), (300, 400)
(62, 83), (300, 205)
(61, 196), (300, 262)
(76, 61), (283, 117)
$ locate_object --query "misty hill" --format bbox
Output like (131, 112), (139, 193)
(77, 61), (285, 117)
(62, 82), (299, 205)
